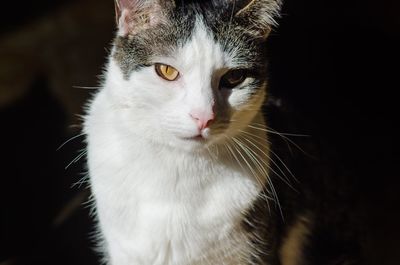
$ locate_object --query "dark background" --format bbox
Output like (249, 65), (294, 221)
(0, 0), (399, 264)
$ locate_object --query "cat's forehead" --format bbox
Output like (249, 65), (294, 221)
(153, 19), (230, 71)
(113, 7), (266, 78)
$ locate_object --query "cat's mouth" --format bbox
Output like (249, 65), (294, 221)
(181, 134), (206, 141)
(183, 135), (206, 141)
(181, 128), (211, 142)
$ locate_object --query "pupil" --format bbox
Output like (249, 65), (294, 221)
(228, 70), (244, 84)
(230, 75), (241, 83)
(229, 70), (243, 83)
(166, 67), (174, 76)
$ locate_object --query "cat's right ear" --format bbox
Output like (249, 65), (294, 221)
(114, 0), (175, 36)
(219, 0), (283, 39)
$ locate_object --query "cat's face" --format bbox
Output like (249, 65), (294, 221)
(107, 0), (281, 152)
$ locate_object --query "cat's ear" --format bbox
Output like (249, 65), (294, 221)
(114, 0), (175, 36)
(225, 0), (282, 39)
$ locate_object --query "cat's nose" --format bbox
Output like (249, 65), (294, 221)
(190, 109), (215, 130)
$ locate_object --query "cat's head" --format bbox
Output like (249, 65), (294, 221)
(106, 0), (281, 152)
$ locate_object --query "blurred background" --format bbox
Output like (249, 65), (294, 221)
(0, 0), (399, 264)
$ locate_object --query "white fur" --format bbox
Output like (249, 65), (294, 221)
(85, 20), (270, 265)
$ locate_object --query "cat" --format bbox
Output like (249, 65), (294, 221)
(84, 1), (348, 265)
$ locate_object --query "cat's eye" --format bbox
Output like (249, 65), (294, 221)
(219, 69), (247, 89)
(155, 63), (180, 81)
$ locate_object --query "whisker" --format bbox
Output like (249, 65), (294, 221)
(239, 129), (298, 183)
(251, 123), (310, 137)
(266, 174), (284, 220)
(247, 124), (309, 156)
(238, 134), (297, 191)
(73, 85), (101, 90)
(206, 145), (218, 163)
(235, 133), (284, 219)
(72, 172), (90, 189)
(57, 133), (85, 151)
(223, 136), (246, 174)
(269, 149), (299, 183)
(65, 149), (87, 170)
(232, 137), (266, 188)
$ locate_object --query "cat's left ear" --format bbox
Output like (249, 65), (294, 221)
(227, 0), (283, 39)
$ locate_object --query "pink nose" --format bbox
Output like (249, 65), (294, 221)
(190, 110), (215, 130)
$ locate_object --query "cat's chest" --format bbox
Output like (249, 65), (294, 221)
(93, 151), (259, 229)
(90, 147), (260, 264)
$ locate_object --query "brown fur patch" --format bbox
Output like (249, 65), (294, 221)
(280, 216), (312, 265)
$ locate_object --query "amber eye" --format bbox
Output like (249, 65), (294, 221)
(155, 63), (180, 81)
(219, 69), (247, 89)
